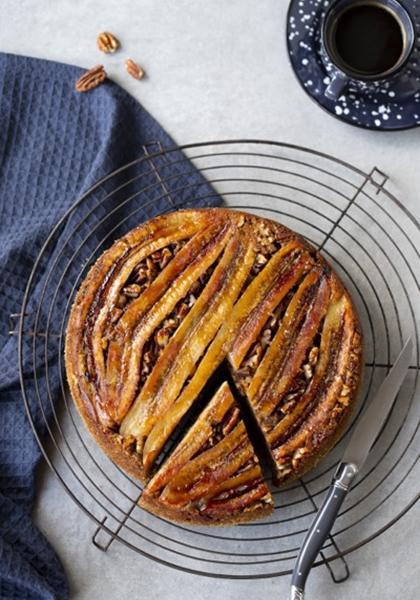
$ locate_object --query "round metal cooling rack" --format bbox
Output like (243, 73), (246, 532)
(17, 140), (419, 582)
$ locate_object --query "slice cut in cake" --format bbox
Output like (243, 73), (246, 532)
(140, 382), (274, 525)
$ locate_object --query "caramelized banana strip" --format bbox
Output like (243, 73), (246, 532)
(92, 226), (198, 394)
(105, 222), (232, 420)
(266, 295), (347, 447)
(255, 274), (330, 418)
(121, 234), (253, 447)
(203, 464), (265, 500)
(248, 267), (327, 404)
(71, 241), (130, 425)
(161, 423), (252, 505)
(68, 235), (153, 425)
(165, 463), (266, 511)
(204, 481), (269, 515)
(70, 211), (208, 425)
(147, 382), (235, 494)
(270, 296), (355, 471)
(229, 243), (314, 369)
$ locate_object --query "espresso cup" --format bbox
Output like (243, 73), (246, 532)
(321, 0), (415, 100)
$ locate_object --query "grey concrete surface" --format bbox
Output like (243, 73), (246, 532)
(1, 1), (419, 599)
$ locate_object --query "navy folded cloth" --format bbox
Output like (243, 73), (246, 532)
(0, 52), (219, 600)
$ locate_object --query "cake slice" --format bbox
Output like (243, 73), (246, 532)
(140, 382), (273, 525)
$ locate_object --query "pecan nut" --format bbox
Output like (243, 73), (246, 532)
(75, 65), (106, 92)
(255, 253), (268, 266)
(176, 302), (190, 320)
(116, 293), (127, 308)
(123, 283), (142, 298)
(125, 58), (145, 80)
(303, 363), (313, 380)
(155, 328), (171, 348)
(244, 342), (263, 369)
(159, 247), (173, 269)
(292, 446), (309, 469)
(97, 31), (120, 53)
(308, 346), (319, 366)
(135, 265), (148, 283)
(145, 257), (157, 280)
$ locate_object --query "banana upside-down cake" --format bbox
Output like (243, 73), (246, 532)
(65, 208), (362, 525)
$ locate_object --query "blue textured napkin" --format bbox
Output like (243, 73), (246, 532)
(0, 52), (219, 600)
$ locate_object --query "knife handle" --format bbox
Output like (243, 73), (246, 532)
(290, 463), (358, 599)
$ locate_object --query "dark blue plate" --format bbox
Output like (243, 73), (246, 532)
(287, 0), (420, 130)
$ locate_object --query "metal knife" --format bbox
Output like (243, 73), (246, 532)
(290, 337), (413, 600)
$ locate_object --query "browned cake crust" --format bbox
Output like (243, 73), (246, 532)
(139, 492), (273, 526)
(65, 208), (362, 524)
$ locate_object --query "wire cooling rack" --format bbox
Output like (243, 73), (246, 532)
(15, 140), (419, 583)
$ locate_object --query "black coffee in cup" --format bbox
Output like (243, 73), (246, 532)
(325, 1), (407, 78)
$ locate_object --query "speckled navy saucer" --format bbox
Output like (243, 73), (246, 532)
(287, 0), (420, 130)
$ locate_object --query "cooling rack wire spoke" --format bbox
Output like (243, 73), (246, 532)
(142, 140), (176, 207)
(17, 141), (419, 579)
(318, 166), (389, 251)
(92, 493), (142, 552)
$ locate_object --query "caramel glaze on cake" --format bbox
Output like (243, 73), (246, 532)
(65, 208), (362, 524)
(140, 382), (273, 524)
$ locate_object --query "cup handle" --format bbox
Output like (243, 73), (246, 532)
(325, 72), (349, 100)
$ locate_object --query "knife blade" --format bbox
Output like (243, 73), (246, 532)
(289, 337), (413, 600)
(341, 336), (413, 469)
